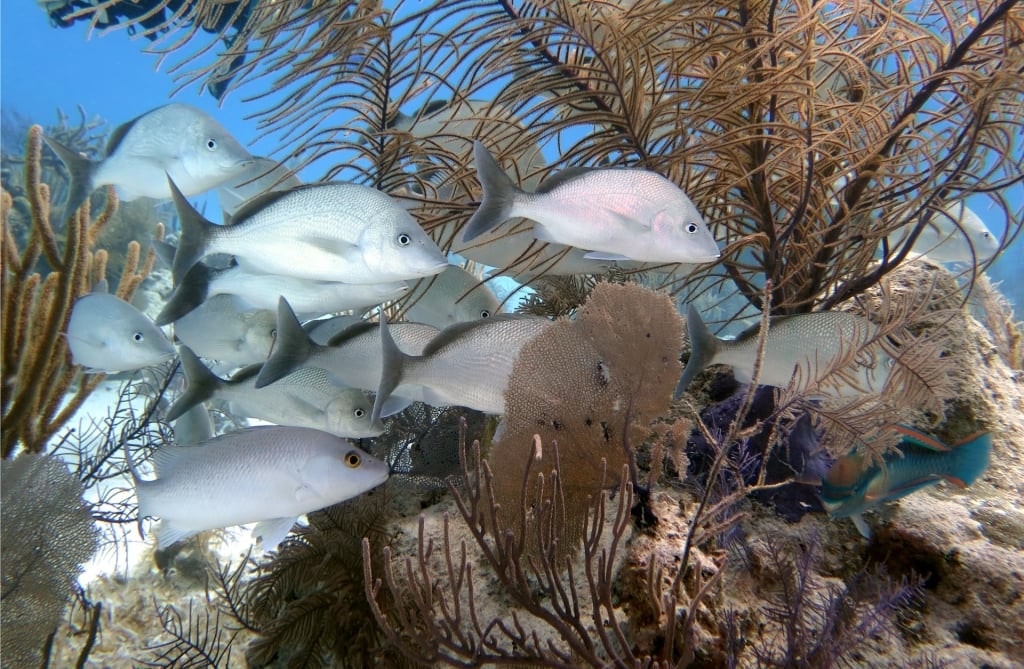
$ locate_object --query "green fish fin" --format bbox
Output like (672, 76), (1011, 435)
(254, 297), (313, 389)
(168, 176), (216, 284)
(461, 140), (522, 242)
(370, 311), (409, 429)
(156, 262), (215, 325)
(165, 346), (224, 422)
(674, 304), (719, 399)
(850, 513), (872, 539)
(42, 134), (97, 215)
(893, 424), (952, 452)
(252, 517), (297, 551)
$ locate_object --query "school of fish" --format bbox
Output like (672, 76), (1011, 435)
(49, 101), (994, 550)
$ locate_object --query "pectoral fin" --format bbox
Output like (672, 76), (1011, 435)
(583, 251), (632, 261)
(252, 517), (298, 551)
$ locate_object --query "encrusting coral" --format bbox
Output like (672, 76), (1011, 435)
(1, 124), (162, 457)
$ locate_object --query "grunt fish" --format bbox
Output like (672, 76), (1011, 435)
(462, 141), (720, 264)
(216, 156), (302, 219)
(675, 305), (892, 399)
(372, 311), (552, 422)
(126, 425), (389, 550)
(821, 426), (991, 537)
(64, 280), (175, 373)
(903, 202), (1001, 264)
(403, 265), (501, 329)
(256, 298), (440, 416)
(156, 260), (408, 325)
(167, 346), (381, 438)
(44, 103), (254, 214)
(170, 178), (449, 285)
(172, 294), (277, 366)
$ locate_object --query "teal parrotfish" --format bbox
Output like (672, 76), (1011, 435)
(125, 425), (389, 550)
(43, 103), (254, 214)
(820, 426), (992, 538)
(674, 304), (892, 400)
(462, 141), (720, 264)
(64, 280), (175, 373)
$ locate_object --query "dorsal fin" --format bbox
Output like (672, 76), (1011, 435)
(229, 182), (322, 223)
(325, 320), (380, 347)
(105, 117), (140, 156)
(534, 166), (599, 194)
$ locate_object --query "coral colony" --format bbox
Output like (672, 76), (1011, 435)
(2, 0), (1022, 666)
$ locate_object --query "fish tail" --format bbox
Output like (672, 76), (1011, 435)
(168, 176), (215, 284)
(892, 424), (952, 452)
(151, 238), (177, 268)
(674, 304), (719, 399)
(165, 346), (222, 422)
(370, 311), (407, 430)
(461, 141), (521, 242)
(946, 431), (991, 487)
(42, 135), (98, 215)
(255, 297), (312, 388)
(156, 263), (214, 326)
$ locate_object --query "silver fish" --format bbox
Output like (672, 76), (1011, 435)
(167, 346), (381, 438)
(172, 294), (277, 366)
(386, 98), (547, 190)
(462, 141), (720, 264)
(216, 156), (302, 219)
(64, 281), (175, 373)
(904, 202), (1001, 264)
(156, 260), (409, 325)
(256, 298), (439, 416)
(403, 265), (501, 329)
(373, 312), (553, 421)
(43, 103), (254, 214)
(170, 178), (449, 285)
(674, 305), (892, 399)
(126, 425), (389, 550)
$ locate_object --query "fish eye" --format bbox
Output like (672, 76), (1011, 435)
(396, 232), (412, 247)
(133, 331), (144, 342)
(480, 309), (491, 318)
(686, 224), (698, 234)
(206, 138), (217, 151)
(354, 408), (366, 418)
(344, 451), (362, 468)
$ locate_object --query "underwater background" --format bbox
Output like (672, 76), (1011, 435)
(2, 1), (1023, 667)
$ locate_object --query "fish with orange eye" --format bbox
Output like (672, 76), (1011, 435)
(820, 425), (991, 538)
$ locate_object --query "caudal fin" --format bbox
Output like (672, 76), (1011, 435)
(165, 346), (224, 422)
(674, 304), (720, 399)
(947, 431), (992, 487)
(156, 262), (215, 325)
(43, 135), (98, 215)
(461, 141), (521, 242)
(168, 176), (215, 284)
(370, 311), (408, 430)
(255, 297), (313, 388)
